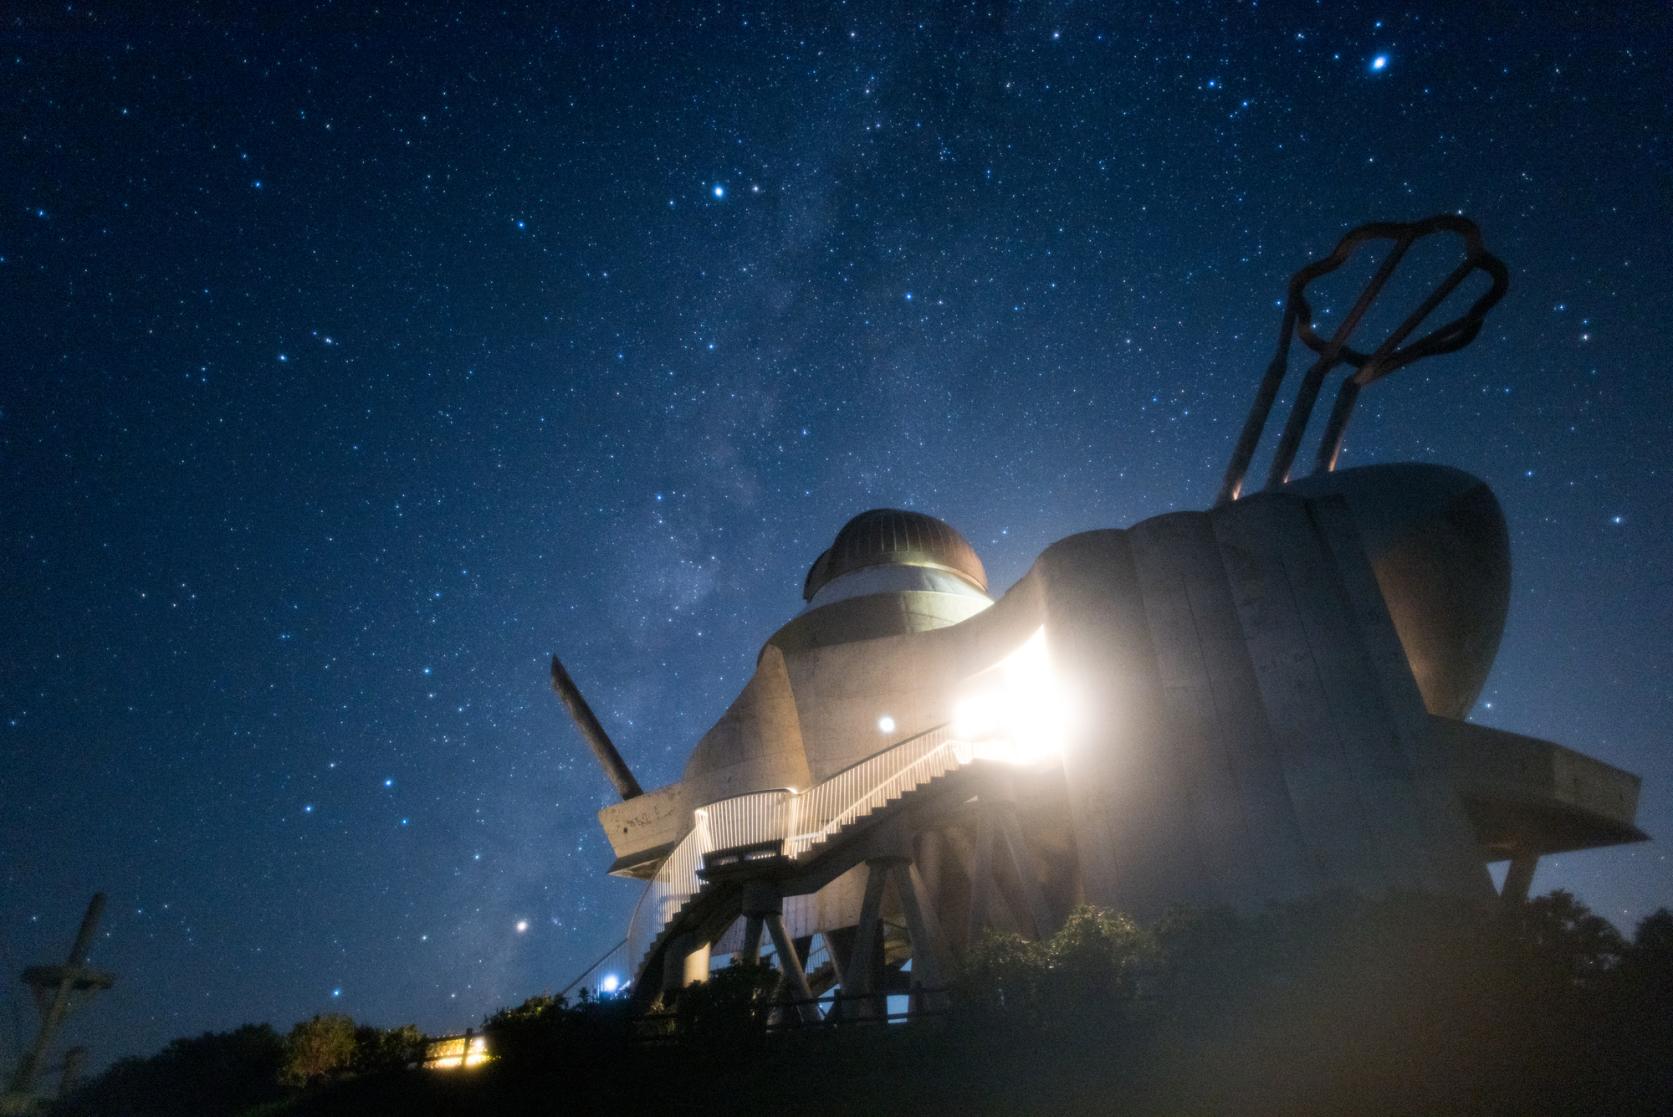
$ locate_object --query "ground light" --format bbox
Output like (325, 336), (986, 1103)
(421, 1032), (490, 1070)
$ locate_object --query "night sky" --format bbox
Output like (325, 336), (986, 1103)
(4, 3), (1670, 1070)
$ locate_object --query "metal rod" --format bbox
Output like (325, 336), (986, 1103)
(1310, 255), (1481, 474)
(550, 654), (642, 800)
(1215, 304), (1302, 505)
(556, 937), (627, 998)
(1312, 377), (1363, 475)
(1217, 215), (1507, 503)
(1263, 234), (1413, 489)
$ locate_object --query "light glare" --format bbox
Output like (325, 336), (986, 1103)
(950, 628), (1079, 765)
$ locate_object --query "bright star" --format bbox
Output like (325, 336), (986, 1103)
(383, 777), (394, 788)
(1370, 54), (1389, 72)
(712, 183), (726, 199)
(515, 919), (529, 933)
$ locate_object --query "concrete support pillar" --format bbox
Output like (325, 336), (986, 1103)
(840, 859), (891, 1020)
(825, 926), (855, 982)
(965, 780), (1056, 944)
(740, 914), (764, 963)
(740, 881), (819, 1023)
(897, 859), (951, 1010)
(680, 939), (711, 986)
(765, 913), (821, 1023)
(1501, 851), (1539, 906)
(996, 802), (1055, 938)
(966, 807), (997, 945)
(662, 933), (697, 998)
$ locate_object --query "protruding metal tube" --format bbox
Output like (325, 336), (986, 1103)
(550, 654), (642, 801)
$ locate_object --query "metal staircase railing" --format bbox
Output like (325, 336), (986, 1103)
(623, 724), (970, 985)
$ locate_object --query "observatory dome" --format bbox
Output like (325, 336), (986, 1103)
(765, 509), (991, 654)
(802, 508), (988, 603)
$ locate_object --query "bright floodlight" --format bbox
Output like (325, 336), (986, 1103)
(599, 973), (621, 995)
(951, 628), (1078, 765)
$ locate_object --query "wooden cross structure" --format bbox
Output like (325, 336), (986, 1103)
(3, 894), (114, 1110)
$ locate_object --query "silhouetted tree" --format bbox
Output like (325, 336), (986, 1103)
(281, 1013), (359, 1086)
(51, 1023), (285, 1116)
(353, 1022), (425, 1073)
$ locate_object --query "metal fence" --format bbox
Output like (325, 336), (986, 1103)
(629, 986), (954, 1044)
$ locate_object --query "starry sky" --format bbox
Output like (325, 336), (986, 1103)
(3, 2), (1670, 1071)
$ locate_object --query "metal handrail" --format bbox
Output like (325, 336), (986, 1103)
(558, 937), (630, 1000)
(623, 724), (972, 983)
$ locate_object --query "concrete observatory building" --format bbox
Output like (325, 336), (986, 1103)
(555, 217), (1644, 1010)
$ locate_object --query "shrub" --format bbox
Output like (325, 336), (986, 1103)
(674, 960), (781, 1045)
(957, 930), (1049, 1016)
(280, 1013), (358, 1086)
(52, 1024), (286, 1116)
(353, 1023), (425, 1073)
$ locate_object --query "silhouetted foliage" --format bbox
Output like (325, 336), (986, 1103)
(959, 903), (1150, 1019)
(958, 922), (1049, 1017)
(480, 992), (569, 1065)
(279, 1014), (358, 1087)
(51, 1023), (286, 1116)
(55, 893), (1673, 1116)
(352, 1023), (424, 1074)
(670, 960), (781, 1046)
(481, 987), (634, 1069)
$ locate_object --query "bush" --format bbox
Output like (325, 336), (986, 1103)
(353, 1023), (425, 1073)
(52, 1023), (286, 1116)
(673, 960), (781, 1045)
(957, 903), (1150, 1021)
(482, 993), (568, 1065)
(1044, 904), (1150, 1005)
(57, 893), (1673, 1117)
(280, 1014), (359, 1087)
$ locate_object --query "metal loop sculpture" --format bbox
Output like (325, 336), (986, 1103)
(1215, 215), (1508, 505)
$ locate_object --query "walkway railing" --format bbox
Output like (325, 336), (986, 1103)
(789, 725), (962, 856)
(624, 725), (971, 983)
(558, 937), (630, 1001)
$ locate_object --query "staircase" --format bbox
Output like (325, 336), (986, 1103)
(624, 724), (974, 987)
